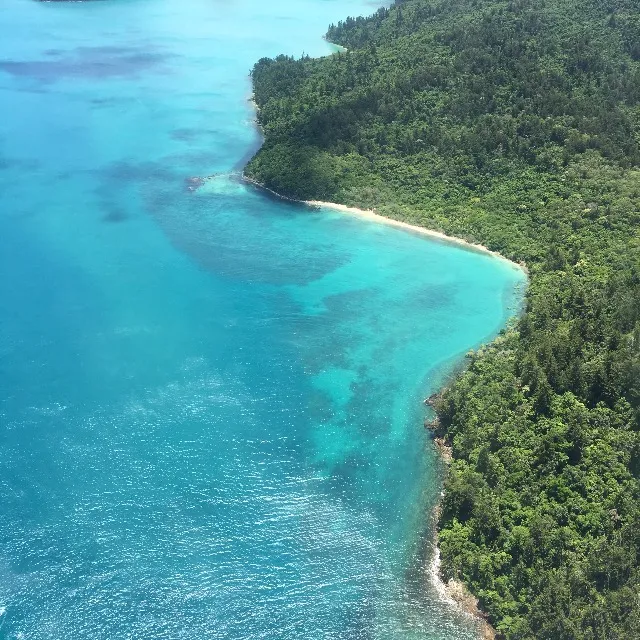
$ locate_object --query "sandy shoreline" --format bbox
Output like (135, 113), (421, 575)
(241, 175), (526, 276)
(308, 199), (527, 274)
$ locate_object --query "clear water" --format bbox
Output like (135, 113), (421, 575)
(0, 0), (525, 638)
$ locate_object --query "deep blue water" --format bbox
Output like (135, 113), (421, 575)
(0, 1), (525, 638)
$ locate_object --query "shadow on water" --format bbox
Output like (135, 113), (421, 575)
(232, 126), (263, 171)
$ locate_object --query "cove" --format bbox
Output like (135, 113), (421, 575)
(0, 0), (526, 638)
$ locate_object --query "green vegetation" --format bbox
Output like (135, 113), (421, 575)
(245, 0), (640, 637)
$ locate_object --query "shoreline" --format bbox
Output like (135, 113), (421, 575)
(429, 539), (497, 640)
(242, 174), (510, 637)
(428, 452), (497, 640)
(308, 199), (527, 275)
(241, 174), (528, 277)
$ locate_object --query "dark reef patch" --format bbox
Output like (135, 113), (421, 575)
(98, 160), (178, 184)
(0, 155), (41, 173)
(36, 0), (108, 3)
(93, 160), (183, 227)
(0, 46), (173, 83)
(170, 128), (200, 142)
(101, 207), (128, 224)
(90, 96), (135, 107)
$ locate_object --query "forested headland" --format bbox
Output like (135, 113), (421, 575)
(244, 0), (640, 637)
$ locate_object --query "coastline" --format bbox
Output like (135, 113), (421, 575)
(244, 45), (523, 635)
(308, 199), (527, 275)
(242, 174), (519, 638)
(429, 537), (497, 640)
(428, 451), (497, 640)
(242, 174), (527, 277)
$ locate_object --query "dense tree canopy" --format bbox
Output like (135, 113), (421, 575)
(245, 0), (640, 637)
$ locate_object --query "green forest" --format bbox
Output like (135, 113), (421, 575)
(245, 0), (640, 637)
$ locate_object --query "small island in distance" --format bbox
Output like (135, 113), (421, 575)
(245, 0), (640, 638)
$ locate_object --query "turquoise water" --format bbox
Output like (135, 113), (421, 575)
(0, 0), (525, 638)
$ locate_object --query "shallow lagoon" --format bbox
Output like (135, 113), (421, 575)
(0, 0), (525, 637)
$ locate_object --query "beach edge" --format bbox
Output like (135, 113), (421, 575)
(241, 174), (528, 277)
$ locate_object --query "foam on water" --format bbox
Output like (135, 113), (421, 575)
(0, 0), (525, 638)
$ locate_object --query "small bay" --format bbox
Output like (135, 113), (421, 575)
(0, 0), (525, 638)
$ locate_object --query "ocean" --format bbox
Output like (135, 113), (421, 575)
(0, 0), (525, 638)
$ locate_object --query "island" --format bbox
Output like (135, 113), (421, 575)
(244, 0), (640, 637)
